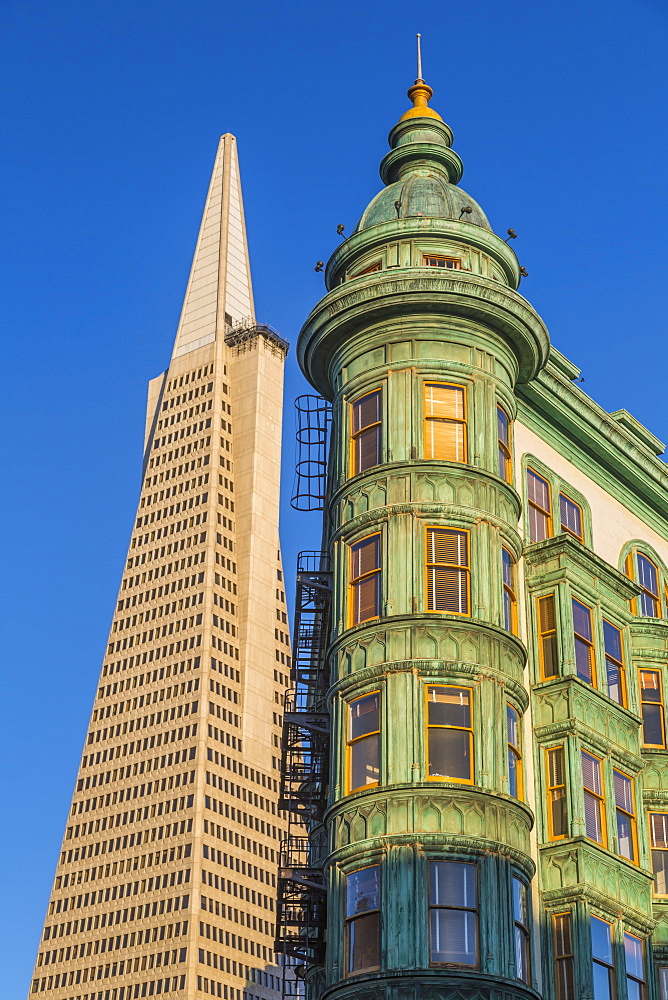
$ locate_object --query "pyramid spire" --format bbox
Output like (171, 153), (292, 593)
(171, 133), (255, 360)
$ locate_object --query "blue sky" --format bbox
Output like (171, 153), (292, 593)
(2, 0), (667, 994)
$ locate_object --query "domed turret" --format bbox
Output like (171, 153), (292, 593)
(354, 76), (491, 232)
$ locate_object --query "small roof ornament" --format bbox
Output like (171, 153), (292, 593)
(400, 33), (443, 121)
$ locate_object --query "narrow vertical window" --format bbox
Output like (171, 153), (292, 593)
(352, 390), (381, 474)
(582, 751), (606, 846)
(639, 669), (665, 747)
(538, 595), (558, 679)
(636, 553), (661, 617)
(624, 933), (646, 1000)
(350, 535), (381, 625)
(527, 469), (552, 543)
(347, 694), (380, 793)
(660, 968), (668, 1000)
(591, 917), (615, 1000)
(613, 770), (636, 862)
(429, 861), (477, 966)
(553, 912), (575, 1000)
(507, 705), (522, 799)
(424, 383), (467, 462)
(513, 877), (530, 984)
(426, 686), (473, 782)
(559, 494), (584, 541)
(426, 528), (469, 614)
(502, 548), (517, 633)
(649, 813), (668, 895)
(572, 599), (596, 685)
(345, 866), (380, 975)
(547, 746), (568, 839)
(497, 406), (512, 482)
(603, 620), (625, 706)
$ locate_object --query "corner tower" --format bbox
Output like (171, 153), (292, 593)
(297, 75), (549, 1000)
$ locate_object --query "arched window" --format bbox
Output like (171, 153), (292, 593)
(623, 545), (667, 619)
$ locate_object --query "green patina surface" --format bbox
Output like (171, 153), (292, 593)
(297, 83), (668, 1000)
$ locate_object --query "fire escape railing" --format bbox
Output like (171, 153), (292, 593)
(275, 551), (332, 994)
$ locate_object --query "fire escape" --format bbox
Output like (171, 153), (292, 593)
(275, 551), (332, 994)
(275, 395), (332, 996)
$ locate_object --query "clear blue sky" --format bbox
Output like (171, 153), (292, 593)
(2, 0), (667, 994)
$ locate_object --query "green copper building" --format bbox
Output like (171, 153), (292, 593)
(275, 73), (668, 1000)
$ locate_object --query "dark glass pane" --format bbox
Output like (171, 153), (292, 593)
(640, 670), (661, 702)
(603, 620), (622, 662)
(497, 406), (509, 445)
(349, 694), (379, 741)
(637, 554), (658, 596)
(556, 957), (576, 1000)
(346, 866), (379, 917)
(504, 590), (513, 631)
(508, 749), (520, 798)
(642, 703), (665, 746)
(350, 733), (380, 790)
(348, 911), (380, 973)
(550, 788), (568, 837)
(430, 908), (477, 965)
(606, 658), (622, 704)
(575, 637), (593, 683)
(591, 917), (613, 963)
(513, 877), (528, 924)
(640, 591), (659, 617)
(516, 926), (530, 983)
(499, 444), (509, 480)
(429, 861), (476, 908)
(502, 548), (513, 587)
(507, 705), (520, 747)
(572, 599), (593, 640)
(652, 850), (668, 894)
(428, 728), (471, 780)
(617, 811), (635, 861)
(428, 687), (471, 728)
(542, 634), (559, 677)
(560, 494), (583, 539)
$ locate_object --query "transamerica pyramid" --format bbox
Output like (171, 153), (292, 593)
(29, 135), (292, 1000)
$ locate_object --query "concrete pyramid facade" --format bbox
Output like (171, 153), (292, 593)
(30, 136), (291, 1000)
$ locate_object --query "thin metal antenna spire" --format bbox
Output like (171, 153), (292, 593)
(416, 33), (423, 81)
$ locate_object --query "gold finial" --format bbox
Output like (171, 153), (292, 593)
(399, 33), (442, 121)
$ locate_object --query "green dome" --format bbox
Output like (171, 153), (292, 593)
(355, 173), (491, 232)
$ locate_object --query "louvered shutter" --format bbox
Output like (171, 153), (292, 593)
(614, 770), (633, 812)
(353, 392), (380, 434)
(425, 418), (465, 460)
(429, 861), (475, 907)
(424, 384), (465, 420)
(356, 426), (380, 472)
(652, 812), (668, 848)
(352, 535), (380, 579)
(572, 600), (592, 641)
(581, 752), (602, 794)
(353, 575), (379, 623)
(527, 470), (550, 508)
